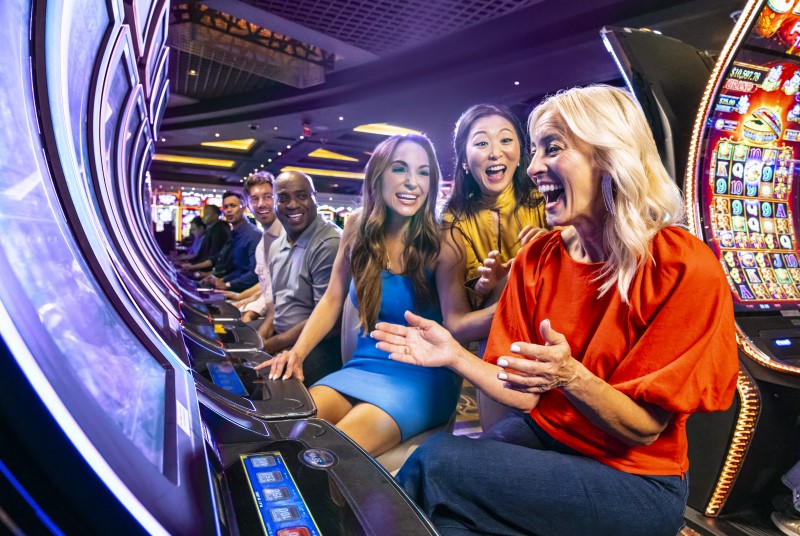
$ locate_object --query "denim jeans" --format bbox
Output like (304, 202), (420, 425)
(396, 411), (688, 536)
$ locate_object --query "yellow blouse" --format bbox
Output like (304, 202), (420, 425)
(446, 184), (547, 285)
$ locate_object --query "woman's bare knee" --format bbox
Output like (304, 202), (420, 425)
(336, 404), (402, 457)
(310, 385), (352, 423)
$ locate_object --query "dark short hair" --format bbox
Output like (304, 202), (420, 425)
(204, 203), (221, 216)
(222, 190), (244, 203)
(244, 171), (274, 195)
(191, 216), (205, 228)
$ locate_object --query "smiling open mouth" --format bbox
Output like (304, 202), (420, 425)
(396, 193), (419, 202)
(486, 165), (506, 180)
(539, 183), (565, 205)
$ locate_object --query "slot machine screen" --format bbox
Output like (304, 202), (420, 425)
(699, 11), (800, 311)
(318, 205), (336, 223)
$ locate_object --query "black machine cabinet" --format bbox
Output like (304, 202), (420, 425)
(198, 391), (438, 536)
(679, 0), (800, 534)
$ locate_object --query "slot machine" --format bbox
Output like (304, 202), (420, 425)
(0, 0), (441, 533)
(318, 204), (337, 223)
(337, 206), (354, 228)
(684, 0), (800, 533)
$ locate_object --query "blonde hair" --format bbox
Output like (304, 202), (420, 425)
(528, 85), (685, 302)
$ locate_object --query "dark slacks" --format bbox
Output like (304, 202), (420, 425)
(396, 411), (688, 536)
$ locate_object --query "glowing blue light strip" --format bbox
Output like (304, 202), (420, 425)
(0, 458), (64, 535)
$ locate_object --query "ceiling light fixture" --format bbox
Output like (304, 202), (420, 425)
(152, 154), (236, 168)
(353, 123), (422, 136)
(200, 138), (256, 151)
(308, 148), (358, 162)
(279, 166), (364, 180)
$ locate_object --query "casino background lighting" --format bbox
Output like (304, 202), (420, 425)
(353, 123), (423, 136)
(308, 148), (359, 162)
(279, 166), (365, 179)
(200, 138), (256, 151)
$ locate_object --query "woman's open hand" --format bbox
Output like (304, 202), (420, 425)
(497, 319), (579, 394)
(474, 250), (511, 297)
(518, 225), (548, 247)
(254, 349), (304, 381)
(371, 311), (460, 368)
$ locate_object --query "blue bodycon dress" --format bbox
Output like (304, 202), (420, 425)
(313, 270), (461, 441)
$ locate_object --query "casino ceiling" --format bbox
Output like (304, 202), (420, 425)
(153, 0), (746, 195)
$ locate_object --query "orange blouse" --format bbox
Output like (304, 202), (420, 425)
(484, 228), (738, 476)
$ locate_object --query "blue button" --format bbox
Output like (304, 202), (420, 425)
(300, 448), (336, 468)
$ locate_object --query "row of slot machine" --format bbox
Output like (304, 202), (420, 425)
(318, 205), (354, 228)
(151, 189), (223, 237)
(0, 0), (438, 535)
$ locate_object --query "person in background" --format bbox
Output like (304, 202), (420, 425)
(260, 171), (342, 386)
(155, 220), (176, 256)
(444, 103), (548, 308)
(220, 172), (284, 325)
(172, 216), (205, 264)
(372, 85), (739, 536)
(260, 134), (493, 456)
(180, 204), (229, 274)
(208, 191), (261, 293)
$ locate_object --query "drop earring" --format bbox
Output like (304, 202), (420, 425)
(602, 174), (616, 217)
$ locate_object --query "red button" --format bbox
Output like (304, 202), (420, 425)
(277, 528), (311, 536)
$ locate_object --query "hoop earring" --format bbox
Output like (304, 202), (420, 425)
(602, 174), (616, 217)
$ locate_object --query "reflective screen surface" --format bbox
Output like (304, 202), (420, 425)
(20, 0), (168, 470)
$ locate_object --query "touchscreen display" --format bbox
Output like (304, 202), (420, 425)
(699, 46), (800, 309)
(241, 452), (321, 536)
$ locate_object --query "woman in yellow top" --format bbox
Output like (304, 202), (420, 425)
(443, 104), (548, 307)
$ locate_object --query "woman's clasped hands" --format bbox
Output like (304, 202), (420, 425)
(372, 313), (580, 394)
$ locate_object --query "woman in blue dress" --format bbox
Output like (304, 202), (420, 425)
(260, 134), (494, 456)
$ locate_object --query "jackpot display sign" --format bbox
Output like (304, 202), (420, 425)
(700, 7), (800, 309)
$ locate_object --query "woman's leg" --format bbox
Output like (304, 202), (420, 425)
(335, 403), (402, 457)
(309, 385), (353, 423)
(310, 387), (402, 456)
(396, 433), (687, 536)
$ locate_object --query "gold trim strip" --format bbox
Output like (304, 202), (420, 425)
(684, 0), (764, 237)
(705, 369), (760, 516)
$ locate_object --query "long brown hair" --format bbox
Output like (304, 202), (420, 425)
(349, 134), (441, 332)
